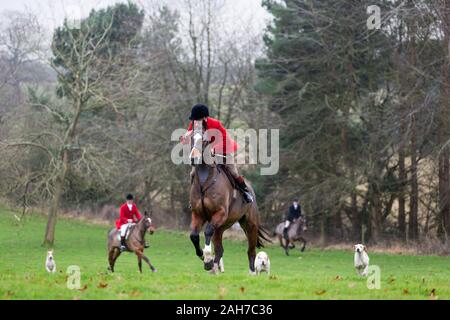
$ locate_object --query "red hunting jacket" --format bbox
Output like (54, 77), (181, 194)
(186, 117), (238, 155)
(116, 203), (142, 230)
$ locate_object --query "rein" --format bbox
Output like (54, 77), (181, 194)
(196, 164), (221, 217)
(130, 219), (147, 246)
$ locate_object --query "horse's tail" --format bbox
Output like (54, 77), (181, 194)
(257, 225), (273, 248)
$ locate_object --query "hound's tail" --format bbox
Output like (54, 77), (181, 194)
(257, 226), (273, 248)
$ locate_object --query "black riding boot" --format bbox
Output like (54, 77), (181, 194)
(236, 177), (254, 203)
(120, 236), (127, 252)
(283, 227), (289, 241)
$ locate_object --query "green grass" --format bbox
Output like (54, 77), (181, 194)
(0, 205), (449, 300)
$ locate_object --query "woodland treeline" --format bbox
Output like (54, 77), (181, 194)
(0, 0), (449, 246)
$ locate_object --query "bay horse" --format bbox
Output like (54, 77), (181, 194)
(107, 212), (157, 273)
(188, 133), (271, 274)
(274, 217), (307, 256)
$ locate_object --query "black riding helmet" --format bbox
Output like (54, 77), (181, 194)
(189, 104), (209, 120)
(126, 194), (134, 200)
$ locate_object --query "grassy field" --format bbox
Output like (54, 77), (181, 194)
(0, 206), (449, 300)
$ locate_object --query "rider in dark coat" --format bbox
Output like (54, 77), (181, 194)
(283, 198), (302, 241)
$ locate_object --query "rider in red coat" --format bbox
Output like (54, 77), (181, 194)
(180, 104), (253, 203)
(116, 194), (142, 251)
(186, 117), (238, 155)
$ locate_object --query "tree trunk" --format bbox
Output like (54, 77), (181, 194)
(43, 94), (82, 246)
(319, 212), (326, 246)
(368, 178), (382, 243)
(170, 183), (178, 229)
(43, 150), (69, 246)
(398, 149), (407, 240)
(334, 210), (343, 240)
(351, 191), (361, 242)
(438, 5), (450, 240)
(409, 114), (419, 241)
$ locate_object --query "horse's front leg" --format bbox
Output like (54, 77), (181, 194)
(299, 237), (307, 252)
(284, 237), (291, 256)
(108, 248), (120, 272)
(211, 227), (225, 274)
(135, 251), (143, 274)
(190, 213), (205, 261)
(142, 254), (157, 272)
(203, 223), (214, 271)
(208, 209), (228, 274)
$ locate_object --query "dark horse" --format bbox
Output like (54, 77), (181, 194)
(274, 217), (307, 256)
(107, 212), (157, 273)
(189, 140), (271, 274)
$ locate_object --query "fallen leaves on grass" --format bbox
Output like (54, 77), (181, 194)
(429, 288), (437, 299)
(97, 282), (108, 289)
(334, 275), (343, 281)
(388, 277), (396, 284)
(315, 290), (327, 296)
(240, 287), (245, 293)
(269, 275), (278, 280)
(129, 290), (141, 297)
(78, 285), (88, 292)
(403, 289), (409, 295)
(218, 286), (227, 299)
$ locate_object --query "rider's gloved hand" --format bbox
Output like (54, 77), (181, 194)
(180, 130), (193, 144)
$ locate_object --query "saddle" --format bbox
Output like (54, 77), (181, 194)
(116, 223), (135, 241)
(218, 164), (238, 190)
(190, 164), (237, 190)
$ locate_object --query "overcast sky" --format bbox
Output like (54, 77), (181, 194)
(0, 0), (271, 33)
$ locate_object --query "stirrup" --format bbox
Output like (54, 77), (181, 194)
(283, 229), (289, 241)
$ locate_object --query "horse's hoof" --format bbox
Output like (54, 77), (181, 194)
(209, 263), (219, 275)
(249, 270), (257, 276)
(285, 251), (289, 256)
(204, 260), (214, 271)
(152, 268), (157, 273)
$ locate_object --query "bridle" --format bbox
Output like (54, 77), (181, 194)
(130, 217), (152, 245)
(190, 130), (223, 217)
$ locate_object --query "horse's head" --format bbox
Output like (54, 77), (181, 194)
(300, 217), (307, 232)
(189, 127), (216, 186)
(189, 129), (212, 165)
(141, 211), (155, 234)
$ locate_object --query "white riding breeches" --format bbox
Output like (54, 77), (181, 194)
(120, 223), (132, 237)
(284, 220), (290, 229)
